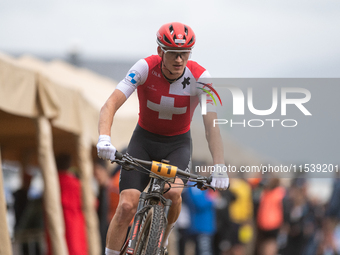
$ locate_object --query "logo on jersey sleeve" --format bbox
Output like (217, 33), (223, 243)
(147, 96), (187, 120)
(197, 82), (222, 106)
(125, 70), (141, 85)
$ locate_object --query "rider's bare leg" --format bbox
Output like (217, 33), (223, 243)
(106, 189), (140, 251)
(164, 177), (184, 222)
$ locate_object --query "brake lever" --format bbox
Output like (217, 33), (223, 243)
(196, 182), (205, 190)
(111, 153), (138, 171)
(110, 153), (131, 165)
(195, 182), (216, 191)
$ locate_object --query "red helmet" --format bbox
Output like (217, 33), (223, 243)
(156, 22), (196, 49)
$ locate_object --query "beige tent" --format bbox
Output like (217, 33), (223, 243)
(17, 55), (139, 149)
(0, 52), (138, 255)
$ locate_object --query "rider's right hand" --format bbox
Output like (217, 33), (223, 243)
(96, 135), (117, 161)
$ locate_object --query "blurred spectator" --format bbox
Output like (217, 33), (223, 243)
(325, 176), (340, 221)
(13, 169), (32, 229)
(226, 178), (254, 255)
(318, 176), (340, 255)
(295, 196), (325, 255)
(13, 161), (44, 255)
(255, 178), (286, 255)
(249, 177), (264, 223)
(282, 178), (317, 255)
(214, 188), (235, 255)
(176, 188), (192, 255)
(184, 184), (216, 255)
(53, 153), (88, 255)
(94, 158), (111, 255)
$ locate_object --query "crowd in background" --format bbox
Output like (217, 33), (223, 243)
(5, 155), (340, 255)
(176, 164), (340, 255)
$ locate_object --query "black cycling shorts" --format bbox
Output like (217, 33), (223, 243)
(119, 124), (191, 193)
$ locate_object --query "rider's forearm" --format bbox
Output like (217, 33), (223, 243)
(98, 89), (127, 136)
(98, 103), (115, 136)
(206, 127), (225, 165)
(203, 112), (225, 165)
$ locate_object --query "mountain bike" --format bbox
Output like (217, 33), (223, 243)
(111, 151), (214, 255)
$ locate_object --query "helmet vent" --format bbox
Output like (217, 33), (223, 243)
(169, 24), (174, 35)
(163, 35), (172, 44)
(187, 36), (194, 45)
(184, 26), (188, 35)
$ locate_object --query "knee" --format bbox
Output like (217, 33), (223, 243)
(166, 190), (182, 207)
(115, 200), (137, 225)
(119, 200), (137, 216)
(115, 191), (139, 223)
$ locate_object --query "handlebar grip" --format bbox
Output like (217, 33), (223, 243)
(207, 175), (213, 184)
(115, 151), (123, 160)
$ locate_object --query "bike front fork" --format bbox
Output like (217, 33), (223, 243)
(124, 192), (172, 254)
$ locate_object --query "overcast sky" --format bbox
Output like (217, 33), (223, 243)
(1, 0), (340, 77)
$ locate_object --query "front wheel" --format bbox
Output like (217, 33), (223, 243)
(134, 205), (165, 255)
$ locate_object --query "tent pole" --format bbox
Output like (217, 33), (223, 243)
(36, 117), (68, 255)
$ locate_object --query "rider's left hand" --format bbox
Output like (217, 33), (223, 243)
(210, 164), (230, 190)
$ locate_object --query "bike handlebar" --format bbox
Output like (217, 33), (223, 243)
(114, 151), (213, 188)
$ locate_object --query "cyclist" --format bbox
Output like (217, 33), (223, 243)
(97, 22), (229, 255)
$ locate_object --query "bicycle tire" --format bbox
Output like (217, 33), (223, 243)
(134, 205), (165, 255)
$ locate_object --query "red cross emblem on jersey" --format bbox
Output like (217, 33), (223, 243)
(147, 96), (187, 120)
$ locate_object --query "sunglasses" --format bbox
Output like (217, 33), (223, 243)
(161, 48), (192, 60)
